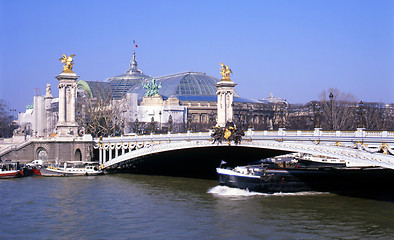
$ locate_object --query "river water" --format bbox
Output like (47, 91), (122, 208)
(1, 174), (394, 240)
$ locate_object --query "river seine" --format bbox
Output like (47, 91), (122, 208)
(1, 174), (394, 239)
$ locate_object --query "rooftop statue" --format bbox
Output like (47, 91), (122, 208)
(59, 54), (76, 73)
(219, 62), (232, 80)
(143, 78), (162, 97)
(26, 103), (33, 110)
(45, 83), (53, 97)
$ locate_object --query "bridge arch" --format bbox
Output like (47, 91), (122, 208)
(104, 144), (289, 178)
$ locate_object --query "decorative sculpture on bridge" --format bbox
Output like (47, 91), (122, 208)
(59, 54), (76, 73)
(219, 63), (232, 80)
(211, 121), (244, 145)
(143, 78), (162, 97)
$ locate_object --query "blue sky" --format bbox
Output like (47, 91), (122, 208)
(1, 0), (393, 113)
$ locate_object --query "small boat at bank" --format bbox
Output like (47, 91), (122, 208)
(217, 158), (394, 194)
(39, 161), (104, 177)
(0, 162), (24, 178)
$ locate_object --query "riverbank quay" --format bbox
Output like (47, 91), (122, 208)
(0, 134), (94, 165)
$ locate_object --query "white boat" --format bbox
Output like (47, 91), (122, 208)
(39, 161), (104, 176)
(0, 162), (24, 178)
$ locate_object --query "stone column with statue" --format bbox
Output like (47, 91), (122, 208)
(216, 63), (237, 127)
(55, 54), (79, 136)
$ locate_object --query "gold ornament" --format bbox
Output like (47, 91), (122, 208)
(59, 54), (76, 73)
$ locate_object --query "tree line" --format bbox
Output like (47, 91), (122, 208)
(286, 88), (394, 131)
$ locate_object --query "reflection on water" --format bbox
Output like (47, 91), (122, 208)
(0, 174), (393, 239)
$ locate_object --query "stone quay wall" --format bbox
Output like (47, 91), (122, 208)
(0, 136), (94, 164)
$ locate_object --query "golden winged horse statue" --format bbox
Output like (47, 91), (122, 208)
(59, 54), (76, 73)
(219, 62), (232, 80)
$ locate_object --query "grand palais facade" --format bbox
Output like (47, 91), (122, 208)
(18, 51), (287, 137)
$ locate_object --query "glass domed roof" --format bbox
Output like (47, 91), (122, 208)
(78, 51), (151, 100)
(128, 72), (239, 100)
(77, 80), (112, 99)
(107, 51), (151, 99)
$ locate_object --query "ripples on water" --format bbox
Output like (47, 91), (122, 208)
(0, 175), (393, 240)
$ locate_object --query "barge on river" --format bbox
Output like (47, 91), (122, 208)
(217, 157), (394, 193)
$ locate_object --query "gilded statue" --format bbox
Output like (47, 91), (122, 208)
(220, 62), (232, 80)
(59, 54), (76, 73)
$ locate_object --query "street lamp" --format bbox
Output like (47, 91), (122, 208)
(187, 114), (192, 131)
(168, 114), (173, 133)
(248, 107), (253, 129)
(209, 111), (215, 128)
(134, 118), (140, 134)
(159, 111), (162, 131)
(357, 100), (365, 128)
(279, 105), (284, 128)
(150, 117), (155, 133)
(314, 102), (322, 128)
(120, 120), (124, 136)
(329, 92), (334, 130)
(381, 108), (387, 130)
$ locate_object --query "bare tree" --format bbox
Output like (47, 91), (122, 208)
(77, 93), (127, 137)
(360, 102), (384, 130)
(384, 104), (394, 130)
(319, 88), (357, 130)
(0, 99), (18, 138)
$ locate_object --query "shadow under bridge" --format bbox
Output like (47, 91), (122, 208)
(104, 144), (290, 179)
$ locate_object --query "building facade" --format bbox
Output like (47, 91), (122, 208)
(17, 50), (289, 137)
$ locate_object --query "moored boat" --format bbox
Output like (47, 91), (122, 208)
(217, 158), (394, 194)
(39, 161), (104, 177)
(0, 162), (24, 179)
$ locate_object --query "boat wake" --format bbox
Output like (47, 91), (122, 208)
(207, 185), (327, 198)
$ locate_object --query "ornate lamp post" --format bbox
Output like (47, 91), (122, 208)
(357, 100), (365, 128)
(279, 105), (284, 128)
(134, 118), (140, 134)
(159, 111), (162, 131)
(168, 114), (173, 133)
(381, 108), (387, 130)
(314, 102), (322, 128)
(209, 111), (215, 128)
(114, 116), (118, 136)
(248, 108), (253, 129)
(150, 117), (156, 133)
(187, 114), (192, 131)
(120, 120), (124, 136)
(329, 92), (334, 130)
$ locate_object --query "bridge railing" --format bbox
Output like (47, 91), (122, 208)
(97, 129), (394, 145)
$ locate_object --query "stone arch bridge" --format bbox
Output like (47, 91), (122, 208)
(95, 129), (394, 177)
